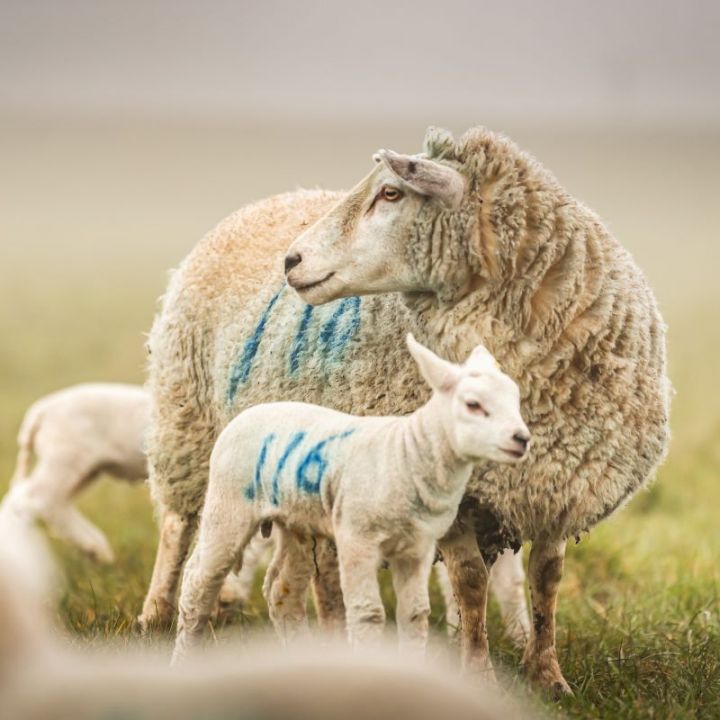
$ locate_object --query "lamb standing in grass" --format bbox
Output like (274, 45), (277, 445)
(173, 335), (529, 662)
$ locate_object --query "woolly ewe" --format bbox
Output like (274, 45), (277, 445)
(172, 335), (528, 662)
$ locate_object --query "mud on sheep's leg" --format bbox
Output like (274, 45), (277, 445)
(438, 527), (496, 684)
(522, 536), (572, 698)
(263, 527), (314, 643)
(310, 536), (346, 637)
(139, 509), (198, 632)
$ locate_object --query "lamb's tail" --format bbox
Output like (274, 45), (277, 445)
(9, 401), (44, 487)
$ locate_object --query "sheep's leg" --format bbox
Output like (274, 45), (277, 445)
(13, 461), (115, 564)
(434, 561), (460, 637)
(336, 535), (385, 646)
(491, 548), (530, 647)
(219, 534), (273, 607)
(389, 546), (435, 657)
(438, 528), (495, 683)
(310, 536), (346, 636)
(173, 515), (256, 664)
(522, 536), (572, 698)
(139, 509), (197, 631)
(263, 528), (314, 642)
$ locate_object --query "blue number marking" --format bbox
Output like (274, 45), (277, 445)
(227, 287), (285, 403)
(296, 429), (355, 495)
(244, 433), (277, 501)
(270, 431), (306, 505)
(319, 297), (362, 363)
(288, 304), (315, 375)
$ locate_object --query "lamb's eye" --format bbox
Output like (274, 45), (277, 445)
(380, 185), (403, 202)
(466, 400), (488, 416)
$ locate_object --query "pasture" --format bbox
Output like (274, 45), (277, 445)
(0, 118), (718, 719)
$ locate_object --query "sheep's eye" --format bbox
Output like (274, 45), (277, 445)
(380, 185), (403, 202)
(466, 400), (488, 416)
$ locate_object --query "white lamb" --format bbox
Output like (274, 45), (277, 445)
(173, 335), (529, 661)
(8, 383), (150, 563)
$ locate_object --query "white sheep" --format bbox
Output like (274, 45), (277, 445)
(0, 490), (537, 720)
(143, 125), (668, 695)
(173, 335), (529, 662)
(8, 383), (150, 563)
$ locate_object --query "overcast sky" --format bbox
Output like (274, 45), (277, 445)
(1, 0), (718, 125)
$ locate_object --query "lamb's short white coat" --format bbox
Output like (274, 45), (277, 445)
(173, 335), (528, 661)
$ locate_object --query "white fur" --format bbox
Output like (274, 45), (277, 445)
(173, 336), (528, 661)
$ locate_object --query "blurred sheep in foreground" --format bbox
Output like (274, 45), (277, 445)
(0, 496), (536, 720)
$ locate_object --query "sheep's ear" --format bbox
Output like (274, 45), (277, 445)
(375, 150), (465, 209)
(466, 344), (499, 372)
(406, 334), (460, 392)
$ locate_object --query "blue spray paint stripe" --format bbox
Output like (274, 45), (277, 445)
(319, 297), (362, 362)
(227, 287), (284, 402)
(296, 429), (355, 495)
(288, 304), (315, 376)
(271, 431), (307, 505)
(245, 433), (277, 501)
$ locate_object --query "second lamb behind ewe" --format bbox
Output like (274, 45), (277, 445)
(173, 335), (529, 662)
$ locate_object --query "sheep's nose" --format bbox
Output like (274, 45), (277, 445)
(284, 253), (302, 274)
(512, 431), (530, 452)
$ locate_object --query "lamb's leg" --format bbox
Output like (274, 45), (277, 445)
(434, 561), (460, 637)
(263, 528), (314, 642)
(336, 535), (385, 646)
(491, 548), (530, 647)
(219, 534), (273, 607)
(139, 509), (197, 631)
(173, 516), (256, 664)
(522, 536), (572, 698)
(438, 528), (495, 683)
(310, 536), (346, 636)
(12, 461), (115, 564)
(389, 547), (435, 657)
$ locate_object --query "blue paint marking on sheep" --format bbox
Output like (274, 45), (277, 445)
(245, 433), (277, 501)
(296, 429), (355, 495)
(288, 304), (315, 376)
(271, 431), (307, 505)
(227, 287), (285, 403)
(319, 297), (362, 364)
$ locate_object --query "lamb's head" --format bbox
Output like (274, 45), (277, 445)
(406, 334), (530, 464)
(284, 130), (467, 305)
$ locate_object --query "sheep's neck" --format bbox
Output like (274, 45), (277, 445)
(395, 396), (472, 512)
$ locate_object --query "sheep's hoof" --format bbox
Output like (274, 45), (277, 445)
(137, 599), (176, 635)
(522, 653), (573, 699)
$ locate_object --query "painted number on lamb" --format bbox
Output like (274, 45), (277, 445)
(245, 429), (355, 504)
(227, 288), (362, 402)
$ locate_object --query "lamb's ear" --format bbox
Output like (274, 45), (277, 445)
(466, 344), (498, 372)
(375, 150), (465, 210)
(406, 334), (460, 392)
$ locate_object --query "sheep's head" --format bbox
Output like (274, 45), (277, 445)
(284, 136), (467, 305)
(406, 334), (530, 464)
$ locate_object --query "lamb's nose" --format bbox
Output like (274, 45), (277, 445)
(284, 253), (302, 274)
(512, 431), (530, 452)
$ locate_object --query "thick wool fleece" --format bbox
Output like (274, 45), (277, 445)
(147, 129), (669, 554)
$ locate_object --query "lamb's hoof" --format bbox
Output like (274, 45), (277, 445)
(522, 654), (573, 699)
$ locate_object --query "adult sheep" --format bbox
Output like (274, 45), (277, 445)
(141, 126), (669, 695)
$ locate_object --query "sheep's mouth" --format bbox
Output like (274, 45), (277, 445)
(291, 272), (335, 293)
(500, 447), (525, 459)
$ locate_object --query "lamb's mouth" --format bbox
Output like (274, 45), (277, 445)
(501, 447), (525, 460)
(291, 272), (335, 293)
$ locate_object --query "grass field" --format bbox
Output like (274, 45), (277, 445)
(1, 118), (718, 719)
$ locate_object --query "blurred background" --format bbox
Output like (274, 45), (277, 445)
(0, 1), (718, 714)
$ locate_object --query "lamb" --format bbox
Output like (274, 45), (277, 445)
(142, 125), (668, 695)
(172, 335), (529, 662)
(7, 383), (150, 563)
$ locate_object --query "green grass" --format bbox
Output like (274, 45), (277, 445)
(1, 267), (718, 718)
